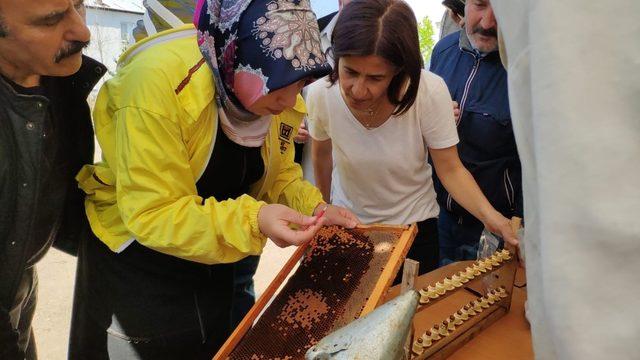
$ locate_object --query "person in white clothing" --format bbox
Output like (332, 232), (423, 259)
(491, 1), (640, 358)
(307, 0), (516, 274)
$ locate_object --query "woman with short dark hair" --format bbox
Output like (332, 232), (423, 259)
(308, 0), (516, 274)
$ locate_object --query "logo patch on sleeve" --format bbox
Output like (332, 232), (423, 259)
(278, 123), (294, 154)
(279, 123), (294, 142)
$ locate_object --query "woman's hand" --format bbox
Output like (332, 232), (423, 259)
(294, 121), (310, 144)
(431, 146), (518, 247)
(313, 203), (360, 229)
(482, 210), (518, 246)
(452, 101), (460, 119)
(258, 204), (325, 248)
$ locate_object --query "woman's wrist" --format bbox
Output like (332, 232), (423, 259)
(253, 202), (268, 237)
(478, 204), (500, 226)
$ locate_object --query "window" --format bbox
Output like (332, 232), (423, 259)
(120, 22), (134, 44)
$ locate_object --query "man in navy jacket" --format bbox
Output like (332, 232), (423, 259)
(430, 0), (522, 265)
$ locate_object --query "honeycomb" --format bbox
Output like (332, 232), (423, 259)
(228, 225), (405, 359)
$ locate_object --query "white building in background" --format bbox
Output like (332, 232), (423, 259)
(83, 1), (144, 158)
(84, 0), (144, 80)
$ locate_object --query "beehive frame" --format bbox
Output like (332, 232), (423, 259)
(214, 223), (418, 360)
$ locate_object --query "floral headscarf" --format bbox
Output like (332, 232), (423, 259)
(195, 0), (331, 146)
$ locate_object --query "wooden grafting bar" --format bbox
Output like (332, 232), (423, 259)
(417, 249), (514, 308)
(412, 287), (510, 359)
(405, 249), (519, 360)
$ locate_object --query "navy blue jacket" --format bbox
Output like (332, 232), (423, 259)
(430, 31), (522, 222)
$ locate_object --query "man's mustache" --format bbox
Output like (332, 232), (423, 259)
(472, 26), (497, 38)
(54, 41), (90, 63)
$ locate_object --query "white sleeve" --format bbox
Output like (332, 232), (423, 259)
(419, 71), (460, 149)
(305, 78), (331, 141)
(493, 1), (640, 359)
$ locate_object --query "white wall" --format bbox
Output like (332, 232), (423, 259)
(84, 8), (142, 99)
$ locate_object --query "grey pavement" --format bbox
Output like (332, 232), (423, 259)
(33, 242), (296, 359)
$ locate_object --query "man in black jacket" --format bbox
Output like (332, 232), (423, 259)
(0, 0), (104, 358)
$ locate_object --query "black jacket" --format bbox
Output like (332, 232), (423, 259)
(0, 56), (105, 357)
(317, 11), (337, 33)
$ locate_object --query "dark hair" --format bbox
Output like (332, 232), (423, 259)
(329, 0), (423, 116)
(442, 0), (465, 17)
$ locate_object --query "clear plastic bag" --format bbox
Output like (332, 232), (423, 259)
(478, 227), (525, 261)
(477, 229), (503, 259)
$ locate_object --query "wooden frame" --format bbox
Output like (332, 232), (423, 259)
(407, 217), (523, 359)
(417, 303), (511, 360)
(355, 223), (410, 231)
(384, 250), (518, 360)
(214, 223), (417, 360)
(361, 224), (417, 316)
(412, 287), (515, 359)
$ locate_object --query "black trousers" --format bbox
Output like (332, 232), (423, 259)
(69, 234), (234, 360)
(394, 218), (440, 284)
(410, 218), (440, 274)
(1, 267), (38, 360)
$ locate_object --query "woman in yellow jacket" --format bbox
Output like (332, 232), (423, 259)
(69, 1), (358, 358)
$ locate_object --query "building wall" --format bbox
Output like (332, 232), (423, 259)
(84, 8), (143, 100)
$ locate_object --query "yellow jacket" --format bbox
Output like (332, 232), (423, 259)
(77, 25), (323, 264)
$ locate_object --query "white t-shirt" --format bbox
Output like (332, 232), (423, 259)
(307, 70), (459, 225)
